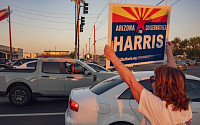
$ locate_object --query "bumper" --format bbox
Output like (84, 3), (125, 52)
(65, 108), (77, 125)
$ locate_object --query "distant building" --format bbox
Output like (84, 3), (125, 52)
(38, 51), (71, 58)
(0, 45), (23, 59)
(23, 53), (39, 58)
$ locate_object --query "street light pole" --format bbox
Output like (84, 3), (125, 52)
(89, 38), (90, 56)
(94, 25), (96, 61)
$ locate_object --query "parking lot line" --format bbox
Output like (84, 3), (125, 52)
(0, 112), (65, 117)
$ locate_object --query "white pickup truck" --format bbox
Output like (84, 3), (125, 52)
(0, 58), (117, 106)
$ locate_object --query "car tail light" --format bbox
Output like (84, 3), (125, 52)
(69, 99), (79, 112)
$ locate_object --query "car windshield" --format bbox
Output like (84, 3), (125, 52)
(90, 75), (123, 95)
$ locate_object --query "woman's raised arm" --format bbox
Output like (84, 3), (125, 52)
(104, 41), (144, 103)
(166, 42), (177, 68)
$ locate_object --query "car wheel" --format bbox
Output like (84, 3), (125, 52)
(9, 86), (32, 106)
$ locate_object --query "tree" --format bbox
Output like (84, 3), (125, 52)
(180, 39), (189, 49)
(171, 37), (182, 55)
(189, 36), (200, 59)
(70, 50), (75, 59)
(84, 53), (92, 59)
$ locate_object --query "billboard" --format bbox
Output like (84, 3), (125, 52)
(107, 3), (171, 68)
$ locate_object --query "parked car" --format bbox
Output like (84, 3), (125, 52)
(11, 59), (18, 63)
(0, 59), (12, 69)
(0, 58), (11, 65)
(79, 58), (87, 63)
(183, 59), (191, 64)
(188, 60), (196, 66)
(65, 71), (200, 125)
(193, 60), (200, 66)
(87, 63), (111, 72)
(15, 60), (37, 69)
(0, 58), (117, 106)
(176, 61), (188, 70)
(12, 58), (39, 67)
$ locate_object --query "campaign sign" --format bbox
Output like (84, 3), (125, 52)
(107, 3), (171, 68)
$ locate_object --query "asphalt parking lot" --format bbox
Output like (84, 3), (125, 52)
(0, 64), (199, 125)
(0, 97), (68, 125)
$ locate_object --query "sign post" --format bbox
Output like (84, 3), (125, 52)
(107, 3), (171, 69)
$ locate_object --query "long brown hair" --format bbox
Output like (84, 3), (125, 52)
(154, 65), (190, 111)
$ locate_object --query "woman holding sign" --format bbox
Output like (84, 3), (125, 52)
(104, 42), (192, 125)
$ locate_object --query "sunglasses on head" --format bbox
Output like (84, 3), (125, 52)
(150, 76), (155, 83)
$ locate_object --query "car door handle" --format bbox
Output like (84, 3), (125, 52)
(41, 76), (49, 78)
(67, 76), (74, 79)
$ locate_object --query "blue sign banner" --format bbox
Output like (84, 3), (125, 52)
(107, 3), (171, 68)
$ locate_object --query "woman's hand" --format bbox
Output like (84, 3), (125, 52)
(104, 41), (118, 62)
(166, 41), (174, 54)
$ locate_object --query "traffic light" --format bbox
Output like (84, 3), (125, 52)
(81, 16), (85, 25)
(80, 24), (83, 32)
(83, 3), (88, 14)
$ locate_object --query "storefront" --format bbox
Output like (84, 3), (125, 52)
(0, 45), (23, 59)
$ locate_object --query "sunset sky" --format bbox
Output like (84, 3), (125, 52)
(0, 0), (199, 56)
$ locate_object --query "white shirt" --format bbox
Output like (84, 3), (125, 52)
(138, 89), (192, 125)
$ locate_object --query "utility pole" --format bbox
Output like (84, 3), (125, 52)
(8, 6), (12, 61)
(86, 43), (87, 55)
(77, 0), (80, 60)
(94, 25), (96, 61)
(78, 15), (80, 59)
(89, 38), (90, 56)
(74, 0), (77, 59)
(83, 48), (84, 58)
(74, 0), (80, 59)
(72, 0), (87, 59)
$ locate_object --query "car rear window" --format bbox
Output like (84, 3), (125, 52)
(90, 75), (123, 95)
(187, 79), (200, 102)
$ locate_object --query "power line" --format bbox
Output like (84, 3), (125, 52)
(89, 0), (111, 38)
(96, 36), (108, 41)
(13, 9), (74, 18)
(96, 15), (108, 31)
(156, 0), (164, 6)
(12, 22), (74, 30)
(12, 5), (74, 15)
(99, 1), (110, 14)
(170, 0), (181, 6)
(13, 13), (74, 24)
(14, 9), (98, 18)
(12, 5), (99, 16)
(12, 21), (92, 31)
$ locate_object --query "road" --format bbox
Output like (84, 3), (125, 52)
(0, 64), (199, 125)
(0, 97), (68, 125)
